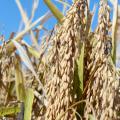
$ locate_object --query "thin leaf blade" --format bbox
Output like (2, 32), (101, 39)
(24, 88), (34, 120)
(44, 0), (64, 23)
(0, 106), (20, 116)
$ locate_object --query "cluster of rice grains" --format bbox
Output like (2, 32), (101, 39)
(45, 0), (88, 120)
(0, 43), (15, 106)
(84, 0), (120, 119)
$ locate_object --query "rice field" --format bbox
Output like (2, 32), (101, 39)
(0, 0), (120, 120)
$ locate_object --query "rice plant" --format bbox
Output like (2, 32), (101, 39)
(0, 0), (120, 120)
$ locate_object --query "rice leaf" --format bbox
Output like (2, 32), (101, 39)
(77, 43), (85, 92)
(15, 57), (25, 101)
(44, 0), (64, 23)
(15, 58), (34, 120)
(22, 40), (40, 58)
(75, 43), (85, 116)
(112, 0), (118, 64)
(24, 88), (34, 120)
(55, 0), (71, 7)
(12, 40), (46, 98)
(27, 46), (40, 58)
(88, 114), (96, 120)
(0, 106), (20, 116)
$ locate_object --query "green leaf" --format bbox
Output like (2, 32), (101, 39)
(74, 43), (85, 97)
(24, 88), (34, 120)
(22, 41), (40, 58)
(44, 0), (64, 23)
(88, 114), (95, 120)
(77, 43), (85, 92)
(0, 106), (20, 116)
(74, 43), (85, 116)
(15, 57), (25, 101)
(112, 0), (118, 64)
(15, 59), (34, 120)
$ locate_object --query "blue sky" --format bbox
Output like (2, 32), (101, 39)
(0, 0), (119, 40)
(0, 0), (94, 39)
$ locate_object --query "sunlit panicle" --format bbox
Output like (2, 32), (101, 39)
(84, 0), (120, 119)
(45, 0), (88, 119)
